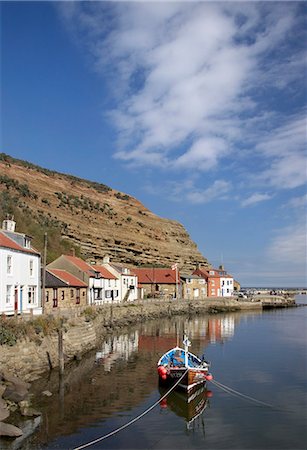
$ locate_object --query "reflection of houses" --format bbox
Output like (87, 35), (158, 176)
(207, 316), (235, 343)
(0, 218), (41, 315)
(44, 269), (87, 312)
(133, 267), (179, 299)
(180, 273), (207, 300)
(47, 255), (118, 305)
(101, 256), (138, 302)
(96, 331), (139, 371)
(193, 265), (234, 297)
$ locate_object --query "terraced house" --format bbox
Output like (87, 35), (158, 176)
(47, 254), (119, 305)
(0, 218), (41, 315)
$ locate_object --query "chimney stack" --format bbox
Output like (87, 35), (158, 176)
(2, 216), (16, 232)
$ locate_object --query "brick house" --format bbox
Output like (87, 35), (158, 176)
(193, 265), (234, 297)
(44, 268), (88, 312)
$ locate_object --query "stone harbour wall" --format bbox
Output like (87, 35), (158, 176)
(0, 296), (294, 382)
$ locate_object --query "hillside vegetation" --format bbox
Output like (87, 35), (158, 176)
(0, 153), (209, 270)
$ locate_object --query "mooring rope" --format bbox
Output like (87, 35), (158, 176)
(73, 369), (189, 450)
(210, 379), (275, 408)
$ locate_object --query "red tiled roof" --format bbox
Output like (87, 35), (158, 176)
(94, 265), (117, 280)
(133, 268), (179, 284)
(63, 255), (94, 275)
(47, 269), (87, 287)
(0, 231), (39, 255)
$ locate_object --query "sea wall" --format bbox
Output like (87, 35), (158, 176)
(0, 296), (294, 382)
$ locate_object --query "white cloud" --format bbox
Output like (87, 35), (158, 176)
(58, 2), (304, 176)
(185, 180), (231, 204)
(241, 193), (273, 207)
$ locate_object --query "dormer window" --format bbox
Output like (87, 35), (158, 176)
(24, 237), (31, 249)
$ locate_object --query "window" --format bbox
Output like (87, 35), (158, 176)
(7, 256), (12, 274)
(53, 288), (58, 308)
(6, 285), (12, 304)
(199, 279), (205, 284)
(61, 290), (65, 300)
(29, 260), (34, 277)
(105, 290), (112, 298)
(71, 289), (74, 298)
(186, 288), (191, 294)
(76, 288), (80, 304)
(28, 286), (36, 304)
(46, 291), (49, 302)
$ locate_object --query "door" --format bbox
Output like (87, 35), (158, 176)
(20, 286), (23, 312)
(14, 287), (18, 312)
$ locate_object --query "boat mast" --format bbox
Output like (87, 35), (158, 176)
(183, 335), (191, 367)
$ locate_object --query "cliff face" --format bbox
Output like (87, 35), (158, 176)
(0, 154), (209, 270)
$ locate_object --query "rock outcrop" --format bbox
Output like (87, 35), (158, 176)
(0, 153), (210, 270)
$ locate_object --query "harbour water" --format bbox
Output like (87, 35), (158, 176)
(3, 296), (307, 450)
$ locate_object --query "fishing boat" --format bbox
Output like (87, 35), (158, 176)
(157, 336), (213, 391)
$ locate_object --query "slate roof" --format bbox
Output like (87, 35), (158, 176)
(0, 231), (40, 255)
(180, 273), (205, 280)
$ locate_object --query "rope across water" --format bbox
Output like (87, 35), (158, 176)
(73, 375), (282, 450)
(73, 369), (189, 450)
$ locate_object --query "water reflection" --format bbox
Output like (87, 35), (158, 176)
(159, 383), (212, 432)
(95, 331), (139, 371)
(4, 311), (264, 449)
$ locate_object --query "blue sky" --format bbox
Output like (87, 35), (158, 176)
(1, 1), (306, 287)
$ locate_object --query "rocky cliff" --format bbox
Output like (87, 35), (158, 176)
(0, 154), (209, 270)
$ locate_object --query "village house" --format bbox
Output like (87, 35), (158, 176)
(44, 268), (88, 312)
(193, 265), (234, 297)
(101, 256), (138, 302)
(0, 218), (41, 315)
(47, 254), (119, 305)
(132, 267), (180, 299)
(180, 273), (207, 300)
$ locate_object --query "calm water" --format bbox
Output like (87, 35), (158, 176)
(3, 296), (307, 450)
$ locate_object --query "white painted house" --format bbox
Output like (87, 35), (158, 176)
(102, 256), (138, 302)
(0, 219), (41, 315)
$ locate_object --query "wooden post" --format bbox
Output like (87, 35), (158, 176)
(58, 319), (64, 375)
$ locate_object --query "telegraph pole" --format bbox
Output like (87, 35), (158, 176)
(42, 232), (47, 314)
